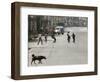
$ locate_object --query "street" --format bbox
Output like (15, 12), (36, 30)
(28, 31), (88, 66)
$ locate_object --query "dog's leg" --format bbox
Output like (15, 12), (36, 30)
(34, 60), (36, 64)
(31, 60), (33, 65)
(39, 60), (42, 64)
(40, 61), (42, 64)
(38, 60), (40, 64)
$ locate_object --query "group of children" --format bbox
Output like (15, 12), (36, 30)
(37, 31), (76, 45)
(37, 33), (56, 45)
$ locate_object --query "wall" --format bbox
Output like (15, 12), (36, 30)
(0, 0), (99, 82)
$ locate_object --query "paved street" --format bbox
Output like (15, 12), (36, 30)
(28, 31), (88, 66)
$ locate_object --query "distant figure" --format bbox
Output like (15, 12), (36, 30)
(72, 33), (76, 43)
(67, 32), (71, 43)
(61, 28), (64, 35)
(44, 33), (48, 43)
(51, 30), (56, 43)
(37, 34), (43, 45)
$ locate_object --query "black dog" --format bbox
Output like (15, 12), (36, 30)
(31, 54), (46, 65)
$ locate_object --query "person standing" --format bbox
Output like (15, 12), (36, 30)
(67, 32), (71, 43)
(72, 33), (76, 43)
(44, 33), (48, 43)
(44, 28), (48, 43)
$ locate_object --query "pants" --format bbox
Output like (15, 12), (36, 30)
(37, 38), (43, 45)
(51, 35), (56, 43)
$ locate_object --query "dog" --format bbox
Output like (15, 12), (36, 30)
(31, 54), (46, 65)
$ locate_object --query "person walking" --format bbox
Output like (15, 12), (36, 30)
(38, 29), (43, 45)
(37, 33), (43, 45)
(51, 29), (56, 43)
